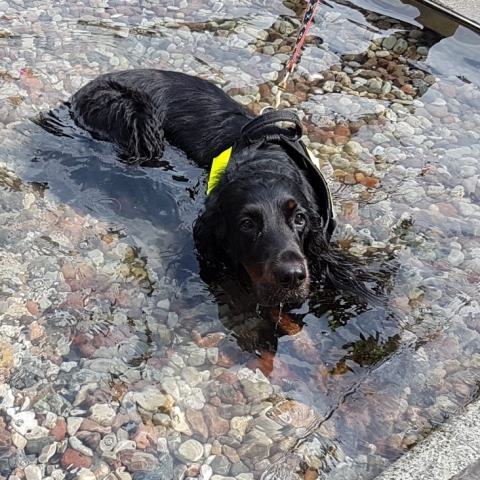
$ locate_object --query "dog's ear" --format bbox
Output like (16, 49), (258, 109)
(303, 207), (381, 305)
(193, 193), (228, 273)
(306, 224), (381, 305)
(304, 210), (330, 275)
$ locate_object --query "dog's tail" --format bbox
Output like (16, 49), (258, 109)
(71, 79), (165, 166)
(106, 80), (165, 165)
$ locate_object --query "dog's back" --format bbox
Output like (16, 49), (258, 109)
(70, 69), (254, 166)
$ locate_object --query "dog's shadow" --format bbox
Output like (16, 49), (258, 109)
(21, 105), (204, 243)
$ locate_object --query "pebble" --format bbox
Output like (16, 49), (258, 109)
(395, 122), (415, 137)
(393, 38), (408, 54)
(69, 436), (94, 457)
(24, 465), (42, 480)
(210, 454), (231, 475)
(67, 417), (83, 436)
(372, 133), (391, 144)
(89, 404), (116, 427)
(447, 248), (465, 267)
(200, 464), (213, 480)
(344, 141), (363, 156)
(176, 439), (204, 462)
(382, 35), (397, 50)
(134, 388), (167, 411)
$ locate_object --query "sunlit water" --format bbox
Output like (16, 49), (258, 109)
(1, 0), (480, 478)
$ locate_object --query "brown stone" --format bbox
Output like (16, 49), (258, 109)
(334, 125), (350, 137)
(185, 409), (208, 440)
(437, 203), (458, 217)
(211, 439), (222, 455)
(305, 469), (319, 480)
(215, 372), (239, 385)
(66, 292), (85, 309)
(29, 321), (44, 341)
(112, 413), (129, 432)
(60, 263), (76, 280)
(355, 172), (365, 183)
(333, 135), (348, 146)
(294, 80), (310, 94)
(60, 448), (92, 470)
(26, 300), (39, 316)
(21, 76), (44, 90)
(209, 396), (222, 407)
(309, 129), (334, 144)
(344, 173), (356, 185)
(0, 428), (11, 453)
(349, 120), (366, 133)
(50, 417), (67, 442)
(185, 464), (200, 476)
(360, 176), (380, 188)
(294, 91), (307, 102)
(80, 419), (111, 434)
(223, 444), (240, 463)
(132, 424), (158, 449)
(341, 201), (360, 224)
(192, 331), (226, 348)
(203, 404), (229, 437)
(258, 83), (271, 100)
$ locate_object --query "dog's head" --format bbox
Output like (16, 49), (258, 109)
(194, 147), (333, 307)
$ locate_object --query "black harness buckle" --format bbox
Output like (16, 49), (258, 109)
(241, 110), (304, 145)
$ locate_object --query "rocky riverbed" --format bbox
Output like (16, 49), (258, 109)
(1, 0), (480, 479)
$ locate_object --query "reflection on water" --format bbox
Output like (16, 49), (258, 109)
(1, 0), (480, 478)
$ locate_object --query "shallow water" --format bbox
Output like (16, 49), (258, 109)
(2, 0), (480, 478)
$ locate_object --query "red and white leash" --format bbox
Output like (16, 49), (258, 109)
(275, 0), (323, 108)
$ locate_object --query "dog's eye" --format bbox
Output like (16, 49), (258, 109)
(240, 219), (254, 231)
(294, 213), (306, 226)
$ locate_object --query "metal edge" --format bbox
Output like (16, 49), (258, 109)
(410, 0), (480, 35)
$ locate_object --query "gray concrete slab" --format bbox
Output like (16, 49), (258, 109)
(375, 400), (480, 480)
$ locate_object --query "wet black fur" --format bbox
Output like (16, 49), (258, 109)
(70, 69), (377, 306)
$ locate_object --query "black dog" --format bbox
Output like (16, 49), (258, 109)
(70, 69), (373, 307)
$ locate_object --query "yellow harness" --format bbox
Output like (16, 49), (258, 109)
(207, 146), (233, 195)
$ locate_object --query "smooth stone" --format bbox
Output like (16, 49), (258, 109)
(372, 133), (390, 144)
(447, 249), (465, 267)
(24, 465), (42, 480)
(344, 141), (363, 156)
(446, 147), (471, 159)
(393, 38), (408, 54)
(210, 454), (230, 475)
(395, 122), (415, 137)
(382, 35), (397, 50)
(176, 439), (204, 462)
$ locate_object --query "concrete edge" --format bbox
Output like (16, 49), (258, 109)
(375, 399), (480, 480)
(411, 0), (480, 35)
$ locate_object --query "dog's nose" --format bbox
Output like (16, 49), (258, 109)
(276, 262), (307, 288)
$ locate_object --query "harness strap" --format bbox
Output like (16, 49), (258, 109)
(241, 110), (303, 145)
